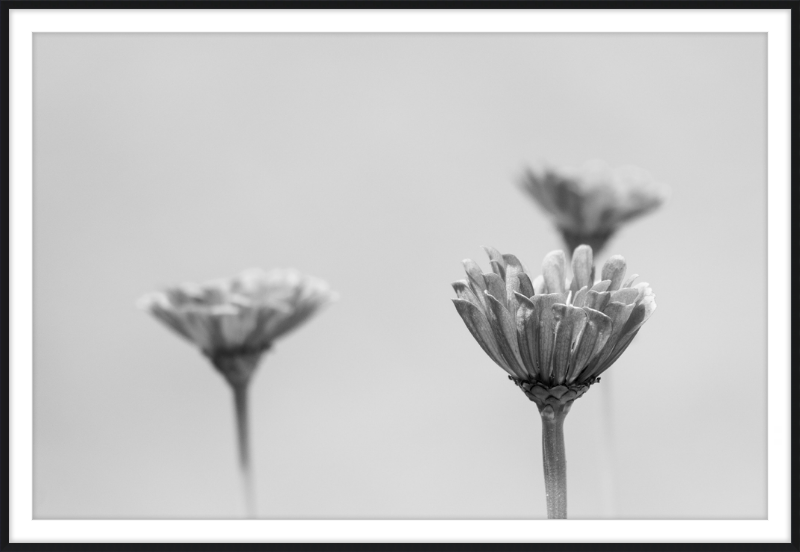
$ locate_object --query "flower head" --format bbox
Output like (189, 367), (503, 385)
(452, 245), (655, 417)
(139, 268), (337, 383)
(521, 160), (668, 254)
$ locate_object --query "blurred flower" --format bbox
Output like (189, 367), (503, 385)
(139, 268), (336, 517)
(452, 244), (655, 417)
(520, 160), (668, 254)
(139, 268), (338, 385)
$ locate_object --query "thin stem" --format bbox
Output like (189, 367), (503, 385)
(540, 409), (568, 519)
(232, 381), (256, 518)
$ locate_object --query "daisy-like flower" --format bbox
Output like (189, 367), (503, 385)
(451, 245), (655, 518)
(139, 268), (337, 517)
(139, 268), (337, 383)
(520, 160), (669, 254)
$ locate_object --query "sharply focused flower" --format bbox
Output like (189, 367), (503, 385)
(451, 245), (656, 519)
(452, 245), (654, 415)
(139, 268), (337, 517)
(520, 160), (668, 254)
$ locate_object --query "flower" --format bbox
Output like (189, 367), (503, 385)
(140, 268), (336, 517)
(452, 244), (655, 418)
(520, 160), (668, 254)
(139, 268), (338, 385)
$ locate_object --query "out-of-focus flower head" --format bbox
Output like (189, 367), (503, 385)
(452, 245), (655, 418)
(520, 160), (669, 255)
(139, 268), (337, 385)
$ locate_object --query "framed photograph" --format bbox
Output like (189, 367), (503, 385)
(3, 4), (793, 547)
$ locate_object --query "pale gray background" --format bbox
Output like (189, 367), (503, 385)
(33, 33), (766, 519)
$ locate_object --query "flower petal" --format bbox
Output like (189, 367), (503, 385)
(180, 310), (218, 352)
(602, 301), (636, 338)
(591, 280), (611, 292)
(264, 301), (323, 343)
(243, 307), (287, 349)
(462, 259), (488, 308)
(532, 292), (567, 383)
(584, 290), (611, 311)
(633, 282), (652, 303)
(594, 295), (657, 375)
(482, 246), (506, 279)
(567, 307), (612, 383)
(521, 169), (562, 218)
(532, 274), (545, 295)
(609, 287), (639, 305)
(147, 303), (194, 342)
(483, 272), (507, 310)
(543, 173), (584, 231)
(217, 309), (259, 349)
(517, 272), (535, 299)
(622, 273), (639, 288)
(569, 275), (579, 297)
(600, 255), (627, 291)
(484, 292), (528, 379)
(515, 292), (540, 379)
(570, 245), (594, 290)
(452, 280), (483, 309)
(621, 294), (657, 336)
(581, 301), (635, 379)
(551, 304), (588, 385)
(571, 286), (590, 308)
(452, 299), (516, 377)
(503, 254), (526, 314)
(542, 250), (567, 293)
(593, 329), (640, 377)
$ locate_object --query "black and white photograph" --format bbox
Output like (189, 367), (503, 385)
(4, 5), (793, 546)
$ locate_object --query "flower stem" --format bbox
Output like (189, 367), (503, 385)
(540, 407), (568, 519)
(232, 381), (256, 518)
(560, 229), (613, 259)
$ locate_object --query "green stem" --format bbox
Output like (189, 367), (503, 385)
(232, 381), (256, 518)
(540, 408), (568, 519)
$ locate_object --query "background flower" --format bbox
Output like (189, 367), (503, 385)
(139, 268), (338, 359)
(521, 160), (669, 254)
(138, 268), (337, 517)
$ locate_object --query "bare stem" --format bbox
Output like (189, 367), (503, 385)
(540, 408), (568, 519)
(232, 381), (256, 518)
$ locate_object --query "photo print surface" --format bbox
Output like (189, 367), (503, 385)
(33, 32), (766, 520)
